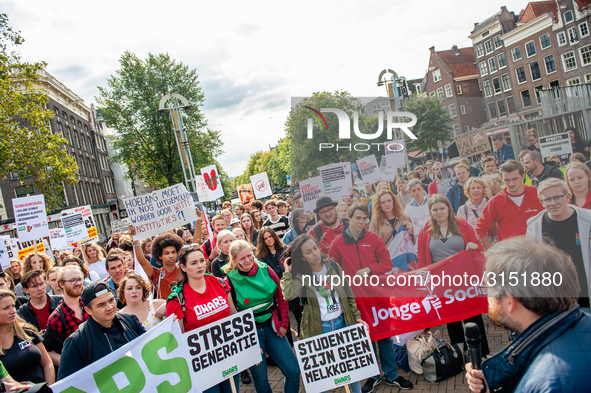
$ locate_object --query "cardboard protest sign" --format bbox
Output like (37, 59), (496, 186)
(250, 172), (272, 199)
(539, 132), (573, 163)
(455, 128), (491, 158)
(50, 316), (202, 393)
(296, 324), (379, 393)
(183, 310), (260, 391)
(61, 205), (98, 247)
(12, 195), (49, 242)
(49, 228), (68, 251)
(110, 218), (131, 235)
(318, 162), (351, 201)
(300, 176), (324, 214)
(17, 242), (45, 260)
(201, 165), (224, 199)
(0, 240), (9, 270)
(237, 184), (254, 205)
(356, 155), (383, 186)
(0, 236), (15, 261)
(440, 163), (458, 191)
(123, 184), (198, 239)
(195, 175), (211, 202)
(385, 140), (406, 169)
(380, 156), (396, 182)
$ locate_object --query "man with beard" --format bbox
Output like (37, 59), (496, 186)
(308, 196), (349, 255)
(428, 162), (446, 196)
(43, 266), (88, 367)
(466, 237), (591, 392)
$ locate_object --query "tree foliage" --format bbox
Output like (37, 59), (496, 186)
(402, 95), (453, 154)
(97, 51), (227, 192)
(232, 139), (290, 190)
(0, 14), (77, 211)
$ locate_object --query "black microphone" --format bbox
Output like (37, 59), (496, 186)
(465, 322), (486, 392)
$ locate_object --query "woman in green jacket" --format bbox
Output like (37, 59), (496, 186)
(281, 234), (367, 393)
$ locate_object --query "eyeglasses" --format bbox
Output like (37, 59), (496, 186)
(64, 278), (83, 285)
(318, 207), (335, 217)
(410, 189), (422, 194)
(182, 243), (201, 250)
(540, 194), (567, 205)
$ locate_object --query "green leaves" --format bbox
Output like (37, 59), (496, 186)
(402, 95), (453, 155)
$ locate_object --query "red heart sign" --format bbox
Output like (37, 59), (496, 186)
(203, 169), (218, 191)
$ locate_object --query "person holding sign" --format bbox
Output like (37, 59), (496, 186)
(223, 240), (300, 393)
(281, 234), (366, 393)
(166, 245), (240, 392)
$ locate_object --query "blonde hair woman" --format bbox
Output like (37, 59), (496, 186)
(565, 162), (591, 209)
(457, 177), (492, 229)
(369, 189), (414, 247)
(81, 243), (107, 280)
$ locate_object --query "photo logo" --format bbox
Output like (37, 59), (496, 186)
(303, 106), (328, 133)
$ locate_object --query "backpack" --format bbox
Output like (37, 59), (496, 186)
(312, 218), (349, 241)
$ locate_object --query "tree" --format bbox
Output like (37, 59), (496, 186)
(0, 14), (77, 211)
(97, 51), (225, 192)
(402, 95), (453, 157)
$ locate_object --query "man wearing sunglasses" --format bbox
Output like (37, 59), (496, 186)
(526, 178), (591, 309)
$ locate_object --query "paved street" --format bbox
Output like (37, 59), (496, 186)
(238, 313), (508, 392)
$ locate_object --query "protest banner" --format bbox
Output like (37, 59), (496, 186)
(195, 175), (211, 202)
(300, 176), (324, 214)
(49, 228), (68, 251)
(12, 195), (49, 243)
(0, 236), (15, 261)
(61, 205), (98, 246)
(440, 163), (458, 191)
(539, 132), (573, 163)
(296, 324), (379, 393)
(385, 140), (406, 169)
(318, 162), (351, 201)
(184, 310), (260, 391)
(250, 172), (273, 199)
(380, 156), (396, 182)
(50, 316), (201, 393)
(17, 242), (45, 260)
(356, 155), (383, 186)
(110, 218), (131, 235)
(454, 128), (491, 158)
(237, 184), (254, 205)
(0, 239), (8, 270)
(201, 165), (224, 199)
(123, 184), (198, 239)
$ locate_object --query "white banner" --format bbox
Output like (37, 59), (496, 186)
(12, 195), (49, 243)
(295, 324), (379, 393)
(0, 239), (8, 270)
(318, 162), (351, 201)
(0, 236), (16, 261)
(200, 165), (224, 200)
(195, 175), (211, 202)
(61, 205), (98, 247)
(380, 156), (396, 182)
(123, 184), (198, 239)
(49, 228), (68, 251)
(110, 218), (131, 235)
(356, 155), (383, 186)
(385, 140), (407, 169)
(300, 176), (324, 215)
(250, 172), (272, 199)
(184, 310), (260, 391)
(51, 316), (201, 393)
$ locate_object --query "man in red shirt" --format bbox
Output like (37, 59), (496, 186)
(202, 215), (226, 261)
(476, 160), (543, 249)
(17, 270), (62, 332)
(308, 196), (349, 255)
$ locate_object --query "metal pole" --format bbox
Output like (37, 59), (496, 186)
(170, 104), (190, 191)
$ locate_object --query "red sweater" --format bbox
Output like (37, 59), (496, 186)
(475, 186), (543, 241)
(417, 218), (482, 268)
(428, 180), (443, 196)
(329, 229), (393, 276)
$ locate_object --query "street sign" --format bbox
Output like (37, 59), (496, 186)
(437, 140), (443, 149)
(439, 147), (444, 154)
(444, 149), (449, 154)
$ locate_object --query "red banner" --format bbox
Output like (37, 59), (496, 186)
(353, 251), (488, 341)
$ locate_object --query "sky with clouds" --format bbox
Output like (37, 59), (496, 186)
(5, 0), (527, 177)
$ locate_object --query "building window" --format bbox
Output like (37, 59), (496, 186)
(492, 77), (502, 94)
(485, 40), (493, 53)
(476, 45), (484, 57)
(494, 35), (503, 48)
(501, 73), (512, 91)
(544, 55), (557, 74)
(460, 105), (466, 115)
(506, 96), (516, 114)
(539, 33), (551, 49)
(436, 87), (444, 99)
(567, 77), (581, 86)
(483, 81), (492, 97)
(488, 57), (498, 73)
(70, 116), (75, 124)
(530, 61), (541, 81)
(515, 66), (527, 84)
(497, 53), (507, 68)
(464, 126), (470, 133)
(445, 84), (453, 98)
(512, 47), (522, 61)
(497, 99), (507, 117)
(563, 51), (577, 71)
(586, 74), (591, 84)
(525, 41), (536, 57)
(521, 90), (532, 108)
(534, 85), (544, 104)
(564, 10), (573, 24)
(557, 32), (567, 46)
(452, 124), (461, 137)
(568, 27), (579, 44)
(456, 85), (462, 95)
(580, 45), (591, 66)
(448, 103), (457, 117)
(14, 185), (35, 198)
(432, 69), (441, 83)
(479, 62), (488, 76)
(549, 80), (560, 90)
(429, 91), (436, 97)
(62, 112), (68, 120)
(580, 22), (590, 38)
(488, 102), (498, 119)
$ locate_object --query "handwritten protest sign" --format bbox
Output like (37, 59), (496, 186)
(61, 205), (98, 246)
(454, 128), (491, 158)
(0, 240), (8, 270)
(300, 176), (324, 214)
(195, 175), (211, 202)
(296, 324), (379, 393)
(0, 236), (16, 261)
(123, 184), (198, 239)
(50, 316), (201, 393)
(184, 310), (260, 391)
(110, 218), (131, 235)
(250, 172), (272, 199)
(539, 132), (573, 163)
(237, 184), (254, 205)
(49, 228), (68, 251)
(385, 140), (406, 169)
(380, 156), (396, 182)
(12, 195), (49, 242)
(318, 162), (351, 201)
(17, 242), (45, 260)
(201, 165), (224, 199)
(356, 155), (383, 186)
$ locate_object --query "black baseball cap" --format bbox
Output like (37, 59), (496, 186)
(81, 281), (112, 307)
(313, 196), (337, 213)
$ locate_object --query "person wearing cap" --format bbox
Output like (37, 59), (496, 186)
(307, 196), (349, 255)
(57, 281), (145, 380)
(230, 218), (241, 230)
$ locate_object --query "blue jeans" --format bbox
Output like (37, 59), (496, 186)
(203, 374), (240, 393)
(249, 323), (300, 393)
(369, 338), (399, 381)
(321, 315), (362, 393)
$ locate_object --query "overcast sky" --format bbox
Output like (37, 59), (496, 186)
(5, 0), (526, 177)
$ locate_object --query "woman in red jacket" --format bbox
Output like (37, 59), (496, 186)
(416, 195), (489, 357)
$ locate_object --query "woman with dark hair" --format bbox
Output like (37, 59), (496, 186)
(282, 208), (310, 246)
(240, 213), (258, 247)
(61, 255), (100, 286)
(567, 127), (590, 160)
(280, 235), (365, 393)
(416, 194), (489, 358)
(255, 227), (286, 279)
(167, 246), (239, 393)
(119, 274), (165, 331)
(251, 210), (264, 231)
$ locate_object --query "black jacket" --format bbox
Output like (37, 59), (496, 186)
(17, 295), (62, 330)
(57, 313), (145, 380)
(211, 252), (230, 278)
(528, 162), (563, 187)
